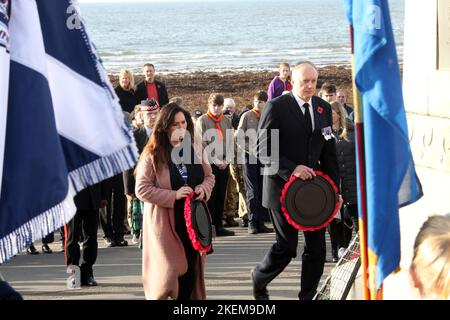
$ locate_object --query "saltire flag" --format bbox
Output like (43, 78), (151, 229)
(0, 0), (138, 264)
(344, 0), (423, 295)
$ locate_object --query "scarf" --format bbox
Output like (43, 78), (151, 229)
(207, 110), (224, 141)
(252, 109), (261, 119)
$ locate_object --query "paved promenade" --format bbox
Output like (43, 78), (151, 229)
(0, 223), (337, 300)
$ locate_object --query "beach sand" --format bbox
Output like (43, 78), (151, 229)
(109, 65), (353, 113)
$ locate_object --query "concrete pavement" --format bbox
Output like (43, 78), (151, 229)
(0, 223), (338, 300)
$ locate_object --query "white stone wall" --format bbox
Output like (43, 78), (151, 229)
(351, 0), (450, 299)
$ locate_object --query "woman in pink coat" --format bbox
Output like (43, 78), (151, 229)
(135, 103), (215, 300)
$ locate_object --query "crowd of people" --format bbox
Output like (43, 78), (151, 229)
(18, 61), (449, 301)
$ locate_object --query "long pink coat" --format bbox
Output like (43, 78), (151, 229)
(135, 148), (215, 300)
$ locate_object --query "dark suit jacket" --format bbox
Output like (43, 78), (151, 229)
(123, 126), (149, 195)
(73, 182), (107, 211)
(135, 79), (169, 107)
(257, 92), (339, 211)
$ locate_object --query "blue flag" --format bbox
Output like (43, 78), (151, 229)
(0, 0), (138, 263)
(345, 0), (423, 291)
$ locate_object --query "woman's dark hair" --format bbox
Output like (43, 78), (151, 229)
(139, 103), (194, 172)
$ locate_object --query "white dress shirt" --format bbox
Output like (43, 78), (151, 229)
(292, 92), (315, 131)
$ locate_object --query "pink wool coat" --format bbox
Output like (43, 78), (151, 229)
(135, 148), (215, 300)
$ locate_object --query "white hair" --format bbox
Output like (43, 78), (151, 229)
(223, 98), (236, 108)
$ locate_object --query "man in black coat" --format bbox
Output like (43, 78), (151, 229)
(252, 61), (341, 300)
(135, 63), (169, 107)
(65, 182), (107, 286)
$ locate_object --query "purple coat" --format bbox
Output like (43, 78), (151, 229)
(267, 76), (291, 101)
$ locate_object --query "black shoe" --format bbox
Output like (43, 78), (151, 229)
(257, 224), (274, 233)
(26, 245), (39, 255)
(81, 276), (98, 287)
(115, 239), (128, 247)
(251, 269), (269, 300)
(240, 219), (249, 228)
(248, 224), (258, 234)
(224, 217), (239, 228)
(104, 237), (114, 246)
(107, 240), (117, 248)
(332, 249), (338, 263)
(215, 226), (235, 237)
(42, 244), (53, 254)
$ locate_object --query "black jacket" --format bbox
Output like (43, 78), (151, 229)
(115, 86), (138, 113)
(135, 79), (169, 107)
(257, 93), (339, 211)
(335, 120), (357, 205)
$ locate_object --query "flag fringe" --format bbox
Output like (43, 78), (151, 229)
(69, 144), (138, 193)
(0, 185), (76, 264)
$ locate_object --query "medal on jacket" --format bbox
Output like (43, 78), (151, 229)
(321, 126), (333, 141)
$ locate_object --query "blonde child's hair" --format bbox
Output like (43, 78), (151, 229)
(279, 62), (290, 70)
(330, 101), (348, 141)
(410, 215), (450, 299)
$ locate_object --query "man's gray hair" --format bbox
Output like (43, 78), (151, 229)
(294, 61), (318, 71)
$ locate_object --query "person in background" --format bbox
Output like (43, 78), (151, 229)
(26, 233), (54, 254)
(135, 63), (169, 107)
(115, 69), (137, 113)
(100, 175), (128, 247)
(135, 103), (215, 300)
(320, 82), (337, 104)
(267, 62), (292, 101)
(65, 182), (108, 287)
(236, 91), (273, 234)
(196, 94), (235, 237)
(222, 98), (240, 228)
(131, 104), (144, 129)
(124, 101), (161, 246)
(330, 101), (357, 260)
(169, 96), (184, 107)
(336, 88), (354, 119)
(191, 109), (203, 126)
(223, 98), (240, 130)
(409, 214), (450, 300)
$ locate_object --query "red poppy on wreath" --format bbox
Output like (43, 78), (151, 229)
(317, 106), (324, 114)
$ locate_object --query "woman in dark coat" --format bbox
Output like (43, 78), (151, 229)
(115, 69), (138, 113)
(331, 101), (358, 252)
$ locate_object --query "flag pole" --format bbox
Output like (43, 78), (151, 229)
(349, 25), (370, 300)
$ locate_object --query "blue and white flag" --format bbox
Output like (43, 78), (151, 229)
(0, 0), (138, 263)
(0, 0), (9, 210)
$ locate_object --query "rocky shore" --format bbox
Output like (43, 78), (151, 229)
(109, 65), (353, 114)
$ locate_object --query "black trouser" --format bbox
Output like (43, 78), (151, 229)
(100, 174), (126, 242)
(174, 199), (197, 300)
(42, 232), (54, 245)
(342, 204), (358, 248)
(328, 219), (345, 256)
(65, 208), (99, 280)
(253, 208), (326, 300)
(208, 164), (229, 228)
(243, 157), (268, 227)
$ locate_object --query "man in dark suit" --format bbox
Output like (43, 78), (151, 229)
(251, 61), (342, 300)
(65, 182), (107, 287)
(135, 63), (169, 107)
